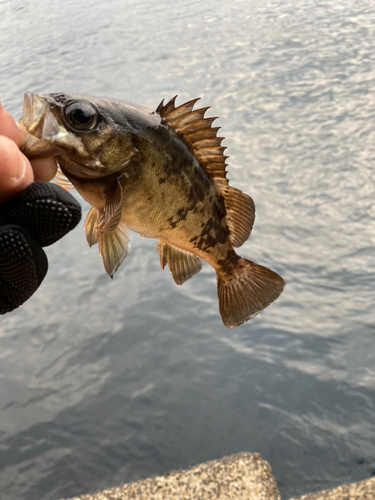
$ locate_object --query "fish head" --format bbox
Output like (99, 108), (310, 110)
(20, 92), (161, 179)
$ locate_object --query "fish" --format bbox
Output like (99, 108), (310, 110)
(19, 92), (285, 328)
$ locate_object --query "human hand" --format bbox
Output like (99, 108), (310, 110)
(0, 103), (82, 314)
(0, 102), (58, 201)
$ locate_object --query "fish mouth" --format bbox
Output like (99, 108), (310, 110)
(19, 93), (62, 158)
(20, 93), (48, 136)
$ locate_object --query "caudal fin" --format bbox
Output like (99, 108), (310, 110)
(217, 258), (285, 328)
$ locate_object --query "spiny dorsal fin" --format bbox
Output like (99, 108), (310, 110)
(156, 241), (202, 285)
(156, 96), (228, 186)
(52, 165), (75, 190)
(157, 96), (255, 247)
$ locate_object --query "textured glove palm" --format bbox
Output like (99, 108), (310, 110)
(0, 182), (81, 314)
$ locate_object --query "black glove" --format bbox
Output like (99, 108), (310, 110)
(0, 181), (81, 314)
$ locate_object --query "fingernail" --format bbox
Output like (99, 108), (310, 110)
(10, 155), (27, 185)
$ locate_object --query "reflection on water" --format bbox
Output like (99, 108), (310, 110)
(1, 0), (375, 499)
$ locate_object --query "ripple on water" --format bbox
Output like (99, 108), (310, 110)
(0, 0), (375, 499)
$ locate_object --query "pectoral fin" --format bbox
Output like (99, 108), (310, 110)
(52, 165), (75, 190)
(83, 175), (131, 277)
(157, 242), (202, 285)
(96, 175), (126, 237)
(99, 221), (132, 278)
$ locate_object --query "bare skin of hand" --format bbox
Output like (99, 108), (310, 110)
(0, 103), (57, 203)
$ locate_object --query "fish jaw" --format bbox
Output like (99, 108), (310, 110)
(20, 93), (47, 135)
(19, 93), (63, 158)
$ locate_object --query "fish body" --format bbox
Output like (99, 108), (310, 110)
(20, 92), (285, 327)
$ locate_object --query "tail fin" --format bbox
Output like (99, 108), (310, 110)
(217, 258), (285, 328)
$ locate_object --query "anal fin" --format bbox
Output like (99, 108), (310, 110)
(157, 242), (202, 285)
(99, 221), (132, 278)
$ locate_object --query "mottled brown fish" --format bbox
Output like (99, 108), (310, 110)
(19, 92), (285, 327)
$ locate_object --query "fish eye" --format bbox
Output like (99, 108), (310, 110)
(64, 101), (99, 132)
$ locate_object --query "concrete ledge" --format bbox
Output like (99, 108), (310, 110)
(62, 453), (375, 500)
(63, 452), (281, 500)
(288, 476), (375, 500)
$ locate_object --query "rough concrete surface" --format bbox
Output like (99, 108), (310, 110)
(288, 476), (375, 500)
(61, 453), (375, 500)
(63, 452), (281, 500)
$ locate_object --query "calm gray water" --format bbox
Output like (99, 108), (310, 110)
(1, 0), (375, 498)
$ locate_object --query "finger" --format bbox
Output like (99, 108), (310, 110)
(0, 102), (26, 147)
(0, 103), (57, 182)
(30, 156), (58, 182)
(0, 136), (34, 203)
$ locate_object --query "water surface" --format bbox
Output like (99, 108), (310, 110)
(0, 0), (375, 498)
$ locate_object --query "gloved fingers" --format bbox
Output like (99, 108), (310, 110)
(0, 181), (82, 247)
(0, 224), (48, 314)
(0, 181), (82, 313)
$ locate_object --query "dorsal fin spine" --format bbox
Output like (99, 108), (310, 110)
(182, 126), (221, 140)
(195, 146), (227, 156)
(197, 154), (228, 164)
(161, 97), (201, 122)
(170, 107), (210, 129)
(160, 95), (177, 115)
(156, 99), (165, 114)
(193, 138), (225, 149)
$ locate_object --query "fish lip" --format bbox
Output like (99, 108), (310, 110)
(20, 93), (49, 137)
(19, 92), (63, 158)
